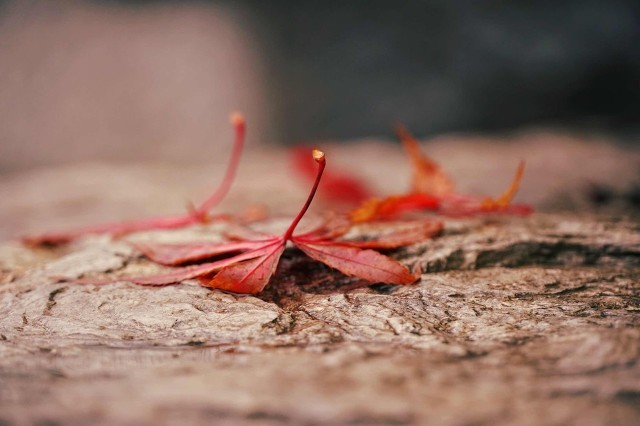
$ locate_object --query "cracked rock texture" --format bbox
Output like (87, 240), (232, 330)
(1, 140), (639, 425)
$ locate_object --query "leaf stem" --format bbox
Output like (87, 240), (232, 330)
(194, 112), (246, 218)
(284, 149), (326, 240)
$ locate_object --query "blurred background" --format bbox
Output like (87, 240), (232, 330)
(1, 0), (639, 241)
(1, 0), (639, 172)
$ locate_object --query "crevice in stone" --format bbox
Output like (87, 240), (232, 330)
(44, 286), (67, 316)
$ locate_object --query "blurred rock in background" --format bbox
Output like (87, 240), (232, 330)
(0, 0), (271, 172)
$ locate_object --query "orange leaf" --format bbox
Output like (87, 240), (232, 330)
(396, 124), (454, 196)
(349, 194), (440, 223)
(349, 125), (532, 222)
(480, 160), (526, 210)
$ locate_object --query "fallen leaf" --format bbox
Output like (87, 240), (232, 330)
(396, 124), (454, 196)
(480, 160), (526, 209)
(291, 145), (373, 206)
(349, 125), (533, 222)
(23, 113), (246, 246)
(84, 149), (432, 294)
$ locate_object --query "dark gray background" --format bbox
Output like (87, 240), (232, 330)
(247, 0), (640, 140)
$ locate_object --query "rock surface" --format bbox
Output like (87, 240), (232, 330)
(1, 138), (639, 425)
(1, 212), (639, 425)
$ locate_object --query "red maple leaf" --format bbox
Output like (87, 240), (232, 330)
(85, 150), (442, 294)
(23, 113), (247, 246)
(349, 125), (533, 222)
(291, 145), (374, 207)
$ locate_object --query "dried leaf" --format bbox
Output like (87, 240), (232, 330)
(85, 149), (427, 294)
(291, 146), (373, 206)
(480, 160), (526, 209)
(350, 194), (440, 223)
(133, 239), (271, 266)
(199, 244), (285, 294)
(293, 240), (418, 284)
(396, 124), (454, 196)
(83, 244), (277, 287)
(24, 113), (246, 246)
(349, 125), (533, 221)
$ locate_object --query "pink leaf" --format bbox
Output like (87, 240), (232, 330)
(133, 239), (276, 266)
(23, 215), (200, 246)
(78, 246), (277, 287)
(293, 239), (419, 284)
(23, 113), (246, 246)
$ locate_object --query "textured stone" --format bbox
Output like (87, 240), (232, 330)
(1, 135), (639, 424)
(1, 212), (638, 425)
